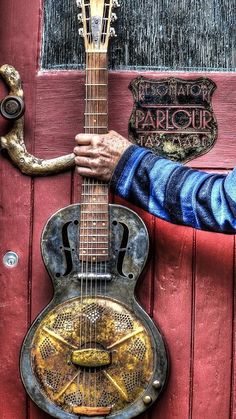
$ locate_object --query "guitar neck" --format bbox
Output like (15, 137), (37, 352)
(85, 52), (108, 135)
(79, 52), (109, 261)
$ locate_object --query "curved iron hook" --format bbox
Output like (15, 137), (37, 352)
(0, 64), (75, 176)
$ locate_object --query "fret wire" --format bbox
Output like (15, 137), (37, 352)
(85, 84), (107, 86)
(80, 230), (108, 233)
(85, 99), (107, 101)
(82, 193), (108, 196)
(86, 68), (107, 70)
(82, 183), (108, 186)
(80, 247), (109, 250)
(84, 113), (107, 115)
(80, 255), (109, 258)
(84, 126), (108, 129)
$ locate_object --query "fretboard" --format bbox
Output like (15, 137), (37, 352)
(79, 52), (109, 262)
(85, 52), (108, 133)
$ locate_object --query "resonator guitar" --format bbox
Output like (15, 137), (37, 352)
(20, 1), (168, 417)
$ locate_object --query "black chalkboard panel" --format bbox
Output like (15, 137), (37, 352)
(41, 0), (235, 71)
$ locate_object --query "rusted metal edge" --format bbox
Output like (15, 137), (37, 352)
(0, 64), (75, 176)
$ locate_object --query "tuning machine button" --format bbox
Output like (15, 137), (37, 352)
(79, 28), (84, 37)
(76, 0), (82, 8)
(77, 13), (83, 23)
(110, 27), (117, 37)
(113, 0), (121, 7)
(111, 13), (118, 22)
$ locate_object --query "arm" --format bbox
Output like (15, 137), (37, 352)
(110, 144), (236, 233)
(74, 131), (236, 234)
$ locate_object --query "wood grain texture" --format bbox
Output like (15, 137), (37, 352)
(0, 158), (30, 419)
(151, 221), (194, 418)
(41, 0), (235, 71)
(0, 0), (41, 418)
(191, 231), (234, 418)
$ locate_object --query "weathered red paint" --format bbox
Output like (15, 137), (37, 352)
(0, 1), (235, 419)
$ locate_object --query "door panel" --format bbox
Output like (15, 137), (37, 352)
(0, 1), (235, 419)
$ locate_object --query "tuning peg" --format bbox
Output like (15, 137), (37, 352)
(78, 28), (84, 37)
(111, 13), (118, 22)
(110, 27), (117, 37)
(113, 0), (120, 7)
(77, 13), (83, 23)
(76, 0), (82, 8)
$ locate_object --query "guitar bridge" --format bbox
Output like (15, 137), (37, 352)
(72, 406), (112, 416)
(76, 273), (112, 281)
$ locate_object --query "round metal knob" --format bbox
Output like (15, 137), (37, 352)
(143, 395), (152, 405)
(153, 379), (161, 389)
(0, 95), (25, 120)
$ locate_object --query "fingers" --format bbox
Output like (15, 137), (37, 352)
(74, 145), (92, 157)
(74, 156), (91, 168)
(75, 133), (100, 146)
(76, 166), (94, 177)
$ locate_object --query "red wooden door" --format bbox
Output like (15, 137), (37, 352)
(0, 1), (235, 419)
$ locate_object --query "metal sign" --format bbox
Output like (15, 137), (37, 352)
(129, 77), (218, 163)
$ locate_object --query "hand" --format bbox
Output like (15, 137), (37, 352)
(74, 130), (131, 182)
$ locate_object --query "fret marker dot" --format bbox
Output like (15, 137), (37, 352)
(93, 237), (96, 241)
(93, 257), (96, 261)
(102, 223), (105, 226)
(94, 119), (97, 123)
(93, 222), (96, 226)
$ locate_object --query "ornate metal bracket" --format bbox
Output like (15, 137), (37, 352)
(0, 64), (75, 176)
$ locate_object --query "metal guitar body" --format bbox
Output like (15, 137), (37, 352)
(21, 204), (168, 418)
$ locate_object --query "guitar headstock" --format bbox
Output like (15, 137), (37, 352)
(76, 0), (120, 52)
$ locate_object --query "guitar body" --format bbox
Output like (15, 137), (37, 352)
(21, 204), (167, 418)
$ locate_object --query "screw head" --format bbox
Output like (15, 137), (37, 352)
(153, 380), (161, 389)
(3, 251), (19, 268)
(143, 395), (152, 405)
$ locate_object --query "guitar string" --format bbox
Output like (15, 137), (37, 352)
(95, 49), (98, 407)
(92, 49), (95, 407)
(88, 31), (92, 407)
(82, 37), (89, 407)
(84, 17), (92, 405)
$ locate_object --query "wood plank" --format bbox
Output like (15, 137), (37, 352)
(151, 220), (194, 418)
(0, 1), (41, 418)
(0, 158), (31, 419)
(231, 239), (236, 418)
(191, 231), (234, 418)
